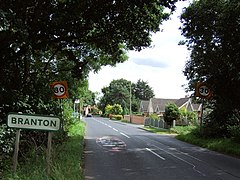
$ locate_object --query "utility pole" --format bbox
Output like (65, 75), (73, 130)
(129, 81), (132, 123)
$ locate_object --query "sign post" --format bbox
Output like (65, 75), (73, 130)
(195, 82), (212, 132)
(7, 113), (61, 175)
(13, 129), (21, 174)
(46, 132), (52, 175)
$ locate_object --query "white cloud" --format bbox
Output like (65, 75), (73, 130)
(88, 1), (191, 99)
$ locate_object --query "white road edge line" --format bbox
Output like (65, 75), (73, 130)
(113, 128), (118, 132)
(146, 148), (165, 160)
(120, 132), (130, 138)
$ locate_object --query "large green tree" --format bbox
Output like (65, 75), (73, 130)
(180, 0), (240, 136)
(132, 79), (155, 100)
(0, 0), (179, 120)
(99, 79), (132, 113)
(99, 79), (155, 113)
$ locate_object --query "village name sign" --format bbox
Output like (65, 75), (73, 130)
(7, 113), (61, 131)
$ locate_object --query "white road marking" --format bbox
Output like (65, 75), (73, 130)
(94, 119), (130, 139)
(146, 148), (165, 160)
(138, 137), (206, 177)
(113, 128), (118, 132)
(120, 132), (130, 138)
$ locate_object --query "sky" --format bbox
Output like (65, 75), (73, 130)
(88, 1), (191, 99)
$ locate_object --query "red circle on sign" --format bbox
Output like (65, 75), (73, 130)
(51, 81), (68, 99)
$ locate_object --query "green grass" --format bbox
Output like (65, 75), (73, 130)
(144, 126), (175, 134)
(144, 125), (240, 158)
(3, 120), (85, 180)
(176, 132), (240, 158)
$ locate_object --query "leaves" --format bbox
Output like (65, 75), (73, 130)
(164, 103), (180, 126)
(180, 0), (240, 136)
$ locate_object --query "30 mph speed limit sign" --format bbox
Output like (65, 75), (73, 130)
(50, 81), (69, 99)
(195, 82), (212, 99)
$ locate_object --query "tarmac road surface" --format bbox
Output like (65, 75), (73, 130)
(84, 116), (240, 180)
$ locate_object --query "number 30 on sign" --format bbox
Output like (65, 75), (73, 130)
(50, 81), (69, 99)
(195, 82), (212, 99)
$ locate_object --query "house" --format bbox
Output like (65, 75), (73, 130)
(139, 97), (201, 117)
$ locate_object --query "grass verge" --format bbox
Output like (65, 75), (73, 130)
(176, 132), (240, 158)
(3, 120), (85, 180)
(144, 125), (240, 158)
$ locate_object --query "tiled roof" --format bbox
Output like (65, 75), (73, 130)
(139, 100), (149, 112)
(150, 98), (177, 112)
(140, 97), (201, 113)
(175, 98), (189, 108)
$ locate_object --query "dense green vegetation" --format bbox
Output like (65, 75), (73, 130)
(2, 120), (85, 179)
(180, 0), (240, 137)
(144, 125), (240, 157)
(164, 103), (181, 127)
(1, 1), (178, 177)
(1, 0), (240, 177)
(99, 78), (155, 114)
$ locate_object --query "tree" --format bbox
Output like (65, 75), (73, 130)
(0, 0), (179, 120)
(180, 0), (240, 136)
(99, 78), (156, 114)
(100, 79), (131, 113)
(132, 79), (155, 100)
(164, 103), (180, 127)
(105, 104), (113, 116)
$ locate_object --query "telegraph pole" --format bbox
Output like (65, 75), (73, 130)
(129, 81), (132, 123)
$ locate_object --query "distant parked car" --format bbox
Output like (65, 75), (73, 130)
(86, 113), (92, 117)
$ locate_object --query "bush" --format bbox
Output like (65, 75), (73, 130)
(149, 113), (159, 120)
(112, 115), (123, 120)
(0, 124), (15, 176)
(171, 125), (198, 135)
(228, 125), (240, 142)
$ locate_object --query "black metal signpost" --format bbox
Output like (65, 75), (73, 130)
(195, 82), (212, 131)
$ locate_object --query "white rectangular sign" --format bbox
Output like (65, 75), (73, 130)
(7, 113), (61, 131)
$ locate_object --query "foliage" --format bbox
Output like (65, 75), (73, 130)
(176, 126), (240, 158)
(228, 125), (240, 143)
(112, 115), (123, 120)
(149, 113), (159, 121)
(179, 108), (198, 125)
(0, 0), (177, 114)
(171, 125), (198, 135)
(1, 0), (179, 175)
(2, 120), (85, 179)
(105, 104), (113, 116)
(144, 126), (169, 134)
(99, 78), (155, 114)
(164, 103), (180, 127)
(180, 0), (240, 136)
(111, 104), (123, 115)
(0, 125), (15, 176)
(100, 79), (131, 114)
(132, 79), (155, 100)
(104, 104), (123, 116)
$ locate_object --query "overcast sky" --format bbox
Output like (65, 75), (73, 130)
(88, 1), (191, 99)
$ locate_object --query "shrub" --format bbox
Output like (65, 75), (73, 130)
(228, 125), (240, 142)
(164, 103), (180, 127)
(105, 104), (113, 116)
(149, 113), (159, 120)
(0, 124), (15, 176)
(111, 104), (123, 115)
(112, 115), (123, 120)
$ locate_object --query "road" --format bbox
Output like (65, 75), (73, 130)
(84, 116), (240, 180)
